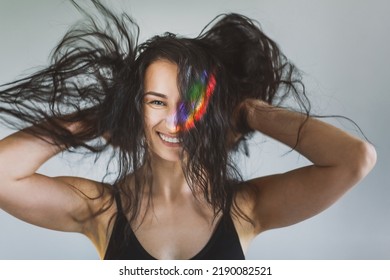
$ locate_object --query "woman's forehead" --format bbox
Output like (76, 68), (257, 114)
(144, 60), (180, 99)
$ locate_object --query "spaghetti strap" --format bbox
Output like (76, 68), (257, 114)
(113, 188), (123, 214)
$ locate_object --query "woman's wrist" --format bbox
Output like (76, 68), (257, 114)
(243, 99), (275, 131)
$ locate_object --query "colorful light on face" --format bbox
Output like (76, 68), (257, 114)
(179, 71), (216, 130)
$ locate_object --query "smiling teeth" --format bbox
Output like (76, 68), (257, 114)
(159, 133), (181, 144)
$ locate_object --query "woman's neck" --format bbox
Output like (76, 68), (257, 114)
(146, 155), (190, 201)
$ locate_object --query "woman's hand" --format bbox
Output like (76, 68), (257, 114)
(228, 98), (270, 149)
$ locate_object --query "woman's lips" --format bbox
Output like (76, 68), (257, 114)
(157, 132), (182, 146)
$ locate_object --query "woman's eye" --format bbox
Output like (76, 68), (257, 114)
(150, 100), (165, 106)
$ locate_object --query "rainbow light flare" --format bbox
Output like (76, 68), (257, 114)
(179, 71), (216, 130)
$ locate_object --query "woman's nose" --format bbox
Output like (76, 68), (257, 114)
(165, 111), (179, 132)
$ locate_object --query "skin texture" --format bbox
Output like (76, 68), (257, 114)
(0, 59), (377, 259)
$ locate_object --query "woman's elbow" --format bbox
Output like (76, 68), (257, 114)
(350, 141), (377, 181)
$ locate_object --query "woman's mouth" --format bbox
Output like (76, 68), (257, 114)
(157, 132), (182, 145)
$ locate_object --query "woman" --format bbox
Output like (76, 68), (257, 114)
(0, 1), (376, 259)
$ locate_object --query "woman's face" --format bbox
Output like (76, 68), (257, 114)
(143, 59), (183, 162)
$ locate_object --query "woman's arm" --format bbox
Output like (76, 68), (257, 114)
(237, 99), (377, 234)
(0, 122), (111, 235)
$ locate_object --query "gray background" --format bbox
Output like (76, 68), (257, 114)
(0, 0), (388, 259)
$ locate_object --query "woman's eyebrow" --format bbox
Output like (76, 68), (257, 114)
(144, 91), (168, 99)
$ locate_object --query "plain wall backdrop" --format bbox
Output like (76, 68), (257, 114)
(0, 0), (389, 259)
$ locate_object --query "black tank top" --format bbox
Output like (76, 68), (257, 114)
(104, 193), (245, 260)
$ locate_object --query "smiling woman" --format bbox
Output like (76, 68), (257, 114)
(144, 61), (183, 146)
(0, 0), (377, 260)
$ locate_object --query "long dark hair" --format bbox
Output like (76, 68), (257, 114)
(0, 1), (308, 226)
